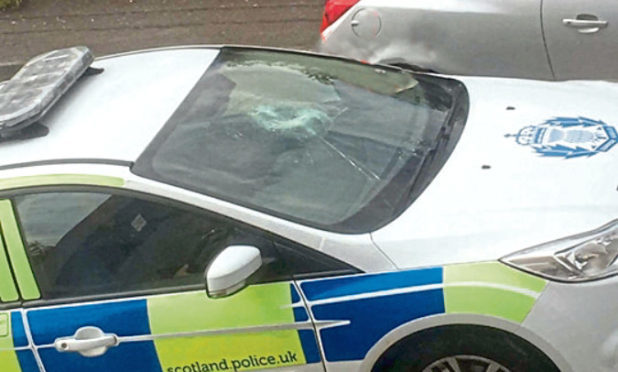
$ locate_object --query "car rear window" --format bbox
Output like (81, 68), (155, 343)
(133, 48), (467, 233)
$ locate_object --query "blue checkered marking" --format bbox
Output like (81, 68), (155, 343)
(301, 267), (445, 362)
(27, 299), (161, 372)
(27, 299), (151, 344)
(298, 330), (321, 364)
(37, 341), (162, 372)
(11, 312), (28, 347)
(301, 267), (442, 301)
(290, 284), (321, 364)
(16, 350), (39, 372)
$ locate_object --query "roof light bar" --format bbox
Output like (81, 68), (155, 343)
(0, 46), (94, 134)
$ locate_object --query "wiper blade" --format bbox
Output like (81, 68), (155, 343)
(401, 91), (463, 203)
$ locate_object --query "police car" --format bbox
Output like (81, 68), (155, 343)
(0, 46), (615, 372)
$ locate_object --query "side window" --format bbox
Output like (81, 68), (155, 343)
(273, 241), (359, 280)
(13, 191), (283, 299)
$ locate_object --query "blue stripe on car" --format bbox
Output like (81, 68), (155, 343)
(298, 329), (322, 364)
(16, 350), (39, 372)
(27, 299), (152, 345)
(37, 341), (162, 372)
(11, 312), (28, 347)
(293, 307), (309, 322)
(313, 289), (445, 361)
(301, 267), (443, 301)
(300, 267), (445, 362)
(290, 284), (301, 303)
(27, 299), (161, 372)
(291, 283), (322, 363)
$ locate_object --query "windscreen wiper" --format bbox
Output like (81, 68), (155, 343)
(401, 85), (468, 204)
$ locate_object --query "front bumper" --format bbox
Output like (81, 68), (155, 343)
(523, 275), (618, 372)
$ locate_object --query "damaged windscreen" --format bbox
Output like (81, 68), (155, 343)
(133, 48), (468, 233)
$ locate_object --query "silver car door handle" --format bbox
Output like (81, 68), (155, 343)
(54, 326), (118, 357)
(563, 18), (608, 33)
(54, 335), (117, 352)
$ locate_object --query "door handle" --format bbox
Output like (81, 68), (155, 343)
(563, 17), (608, 34)
(54, 326), (118, 357)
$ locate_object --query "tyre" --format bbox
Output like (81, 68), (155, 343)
(372, 325), (559, 372)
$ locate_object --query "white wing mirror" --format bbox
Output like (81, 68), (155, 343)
(206, 245), (262, 298)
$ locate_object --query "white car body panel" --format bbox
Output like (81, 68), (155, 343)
(358, 313), (574, 372)
(2, 46), (618, 372)
(126, 174), (396, 272)
(524, 276), (618, 372)
(0, 163), (395, 273)
(373, 77), (618, 269)
(0, 49), (219, 166)
(320, 361), (362, 372)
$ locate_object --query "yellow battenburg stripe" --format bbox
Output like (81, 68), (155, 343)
(443, 262), (547, 323)
(148, 284), (306, 372)
(0, 312), (23, 372)
(0, 200), (39, 300)
(0, 174), (124, 190)
(0, 230), (18, 302)
(0, 174), (124, 300)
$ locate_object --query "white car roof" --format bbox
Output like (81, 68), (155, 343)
(0, 47), (220, 168)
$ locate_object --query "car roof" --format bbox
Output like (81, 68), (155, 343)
(0, 47), (220, 169)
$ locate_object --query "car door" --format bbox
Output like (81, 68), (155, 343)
(0, 199), (42, 372)
(0, 310), (38, 372)
(343, 0), (553, 79)
(542, 0), (618, 80)
(6, 189), (333, 372)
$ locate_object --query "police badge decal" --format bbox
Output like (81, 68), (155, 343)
(506, 117), (618, 158)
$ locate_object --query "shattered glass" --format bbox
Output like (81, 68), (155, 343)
(135, 48), (465, 232)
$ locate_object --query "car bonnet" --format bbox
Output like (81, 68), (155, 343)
(372, 76), (618, 269)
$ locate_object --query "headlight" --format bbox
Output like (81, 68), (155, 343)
(501, 220), (618, 282)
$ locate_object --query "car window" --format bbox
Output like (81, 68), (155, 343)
(13, 191), (356, 300)
(13, 191), (287, 300)
(134, 47), (468, 233)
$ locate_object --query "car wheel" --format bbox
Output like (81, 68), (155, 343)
(371, 325), (559, 372)
(422, 355), (510, 372)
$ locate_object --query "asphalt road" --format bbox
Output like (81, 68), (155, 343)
(0, 0), (324, 78)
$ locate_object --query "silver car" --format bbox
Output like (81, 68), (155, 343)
(318, 0), (618, 80)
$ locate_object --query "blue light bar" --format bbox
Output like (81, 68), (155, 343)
(0, 46), (93, 133)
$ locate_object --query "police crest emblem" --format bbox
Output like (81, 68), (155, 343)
(506, 117), (617, 158)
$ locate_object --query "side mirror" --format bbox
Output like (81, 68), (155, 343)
(206, 245), (262, 298)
